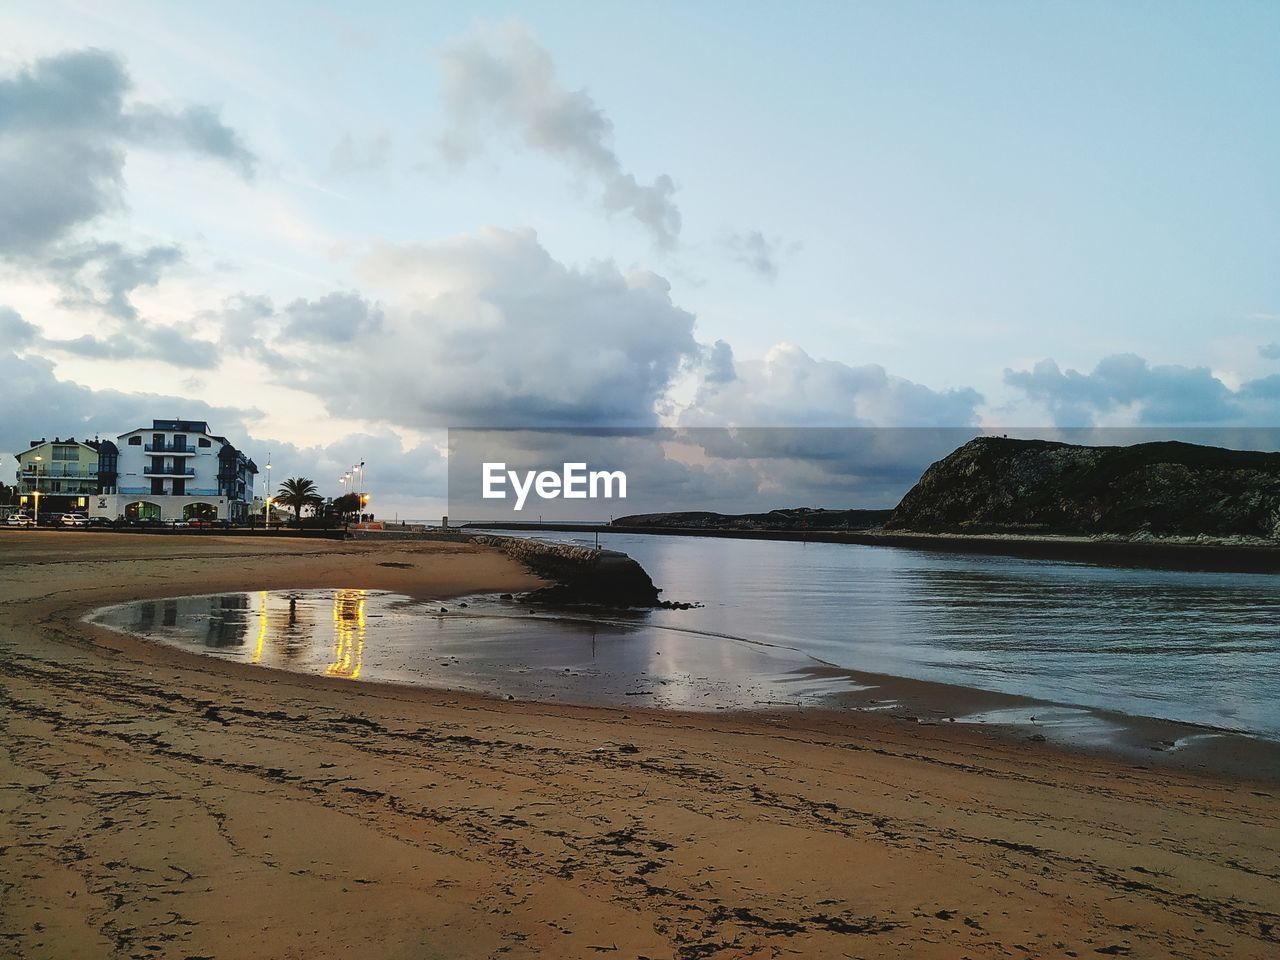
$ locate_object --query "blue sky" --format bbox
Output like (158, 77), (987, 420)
(2, 1), (1278, 517)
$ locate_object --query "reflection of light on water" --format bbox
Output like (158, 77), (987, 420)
(252, 590), (267, 663)
(327, 589), (366, 678)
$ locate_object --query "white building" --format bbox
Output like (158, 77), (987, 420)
(89, 419), (258, 522)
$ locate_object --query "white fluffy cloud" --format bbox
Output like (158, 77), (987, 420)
(275, 227), (700, 428)
(684, 341), (983, 427)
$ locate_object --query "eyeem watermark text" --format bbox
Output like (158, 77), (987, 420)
(482, 462), (627, 511)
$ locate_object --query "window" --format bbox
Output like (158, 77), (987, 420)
(128, 436), (141, 445)
(198, 437), (212, 448)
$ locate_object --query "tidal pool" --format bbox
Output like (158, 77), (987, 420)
(88, 588), (850, 711)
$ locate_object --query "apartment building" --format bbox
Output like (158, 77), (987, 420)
(13, 437), (118, 516)
(90, 419), (258, 522)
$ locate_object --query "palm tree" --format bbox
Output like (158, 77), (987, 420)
(275, 477), (321, 524)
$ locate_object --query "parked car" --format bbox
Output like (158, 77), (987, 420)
(37, 513), (64, 527)
(6, 513), (34, 527)
(60, 513), (88, 527)
(162, 518), (190, 528)
(122, 517), (162, 529)
(189, 518), (214, 528)
(86, 516), (115, 529)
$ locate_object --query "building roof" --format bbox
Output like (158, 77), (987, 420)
(118, 419), (216, 438)
(15, 437), (102, 459)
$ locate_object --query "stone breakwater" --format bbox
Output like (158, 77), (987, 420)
(349, 529), (662, 606)
(466, 534), (662, 606)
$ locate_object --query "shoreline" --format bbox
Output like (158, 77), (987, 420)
(2, 533), (1278, 958)
(84, 585), (1280, 783)
(468, 521), (1280, 573)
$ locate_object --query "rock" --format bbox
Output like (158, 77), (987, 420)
(471, 534), (662, 607)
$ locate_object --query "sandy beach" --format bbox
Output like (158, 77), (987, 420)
(1, 532), (1278, 959)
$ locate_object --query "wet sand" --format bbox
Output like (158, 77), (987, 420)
(1, 532), (1278, 958)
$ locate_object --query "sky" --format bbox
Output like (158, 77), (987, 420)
(2, 0), (1278, 519)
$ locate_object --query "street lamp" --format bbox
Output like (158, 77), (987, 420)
(31, 455), (42, 525)
(265, 456), (272, 530)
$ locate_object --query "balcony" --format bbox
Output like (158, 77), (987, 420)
(143, 467), (196, 477)
(144, 443), (197, 454)
(22, 467), (98, 479)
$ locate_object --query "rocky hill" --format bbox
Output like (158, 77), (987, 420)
(885, 437), (1280, 539)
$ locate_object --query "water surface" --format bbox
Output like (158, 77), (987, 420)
(89, 534), (1280, 739)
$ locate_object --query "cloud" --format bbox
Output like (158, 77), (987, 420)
(1004, 354), (1242, 425)
(123, 103), (255, 177)
(434, 23), (681, 248)
(330, 132), (391, 176)
(46, 241), (185, 320)
(0, 350), (257, 453)
(255, 429), (449, 505)
(683, 342), (984, 427)
(724, 230), (797, 281)
(7, 298), (218, 370)
(0, 48), (256, 254)
(282, 292), (384, 344)
(205, 293), (294, 368)
(700, 339), (736, 387)
(0, 307), (39, 346)
(1261, 343), (1280, 360)
(279, 227), (699, 427)
(1239, 374), (1280, 400)
(40, 327), (219, 369)
(1005, 353), (1280, 425)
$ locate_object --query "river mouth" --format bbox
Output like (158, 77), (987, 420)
(85, 587), (1280, 775)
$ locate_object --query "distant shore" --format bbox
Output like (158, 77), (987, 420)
(467, 521), (1280, 572)
(2, 533), (1278, 958)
